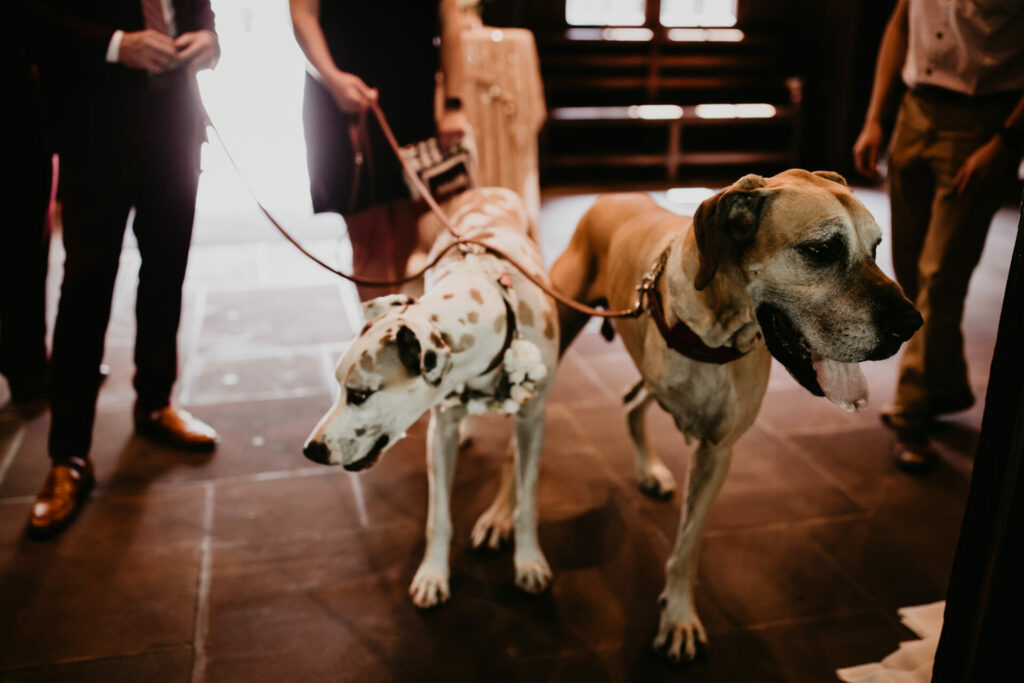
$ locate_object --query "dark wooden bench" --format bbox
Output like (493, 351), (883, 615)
(537, 30), (803, 178)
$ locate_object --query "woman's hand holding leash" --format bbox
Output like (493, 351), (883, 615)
(326, 70), (378, 114)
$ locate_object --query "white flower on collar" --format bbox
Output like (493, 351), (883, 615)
(509, 383), (533, 404)
(504, 339), (547, 385)
(439, 339), (548, 416)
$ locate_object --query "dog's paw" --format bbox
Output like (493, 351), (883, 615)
(637, 461), (676, 499)
(471, 506), (513, 550)
(514, 552), (552, 594)
(653, 597), (708, 663)
(409, 566), (450, 609)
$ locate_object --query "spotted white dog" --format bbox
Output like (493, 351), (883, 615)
(304, 187), (559, 607)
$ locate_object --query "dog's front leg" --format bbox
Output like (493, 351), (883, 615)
(409, 406), (462, 608)
(511, 401), (552, 594)
(471, 445), (515, 550)
(655, 439), (733, 662)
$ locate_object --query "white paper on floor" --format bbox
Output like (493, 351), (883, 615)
(836, 601), (946, 683)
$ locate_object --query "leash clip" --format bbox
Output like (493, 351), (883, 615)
(631, 279), (654, 316)
(630, 249), (669, 317)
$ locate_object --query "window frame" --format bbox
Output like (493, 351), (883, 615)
(564, 0), (739, 29)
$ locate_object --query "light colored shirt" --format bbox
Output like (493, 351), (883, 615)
(105, 0), (177, 63)
(903, 0), (1024, 95)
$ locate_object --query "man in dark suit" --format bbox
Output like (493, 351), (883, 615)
(28, 0), (222, 538)
(1, 7), (53, 407)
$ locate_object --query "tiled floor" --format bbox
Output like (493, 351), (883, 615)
(0, 184), (1017, 682)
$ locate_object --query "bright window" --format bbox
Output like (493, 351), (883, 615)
(660, 0), (737, 27)
(565, 0), (738, 28)
(565, 0), (646, 27)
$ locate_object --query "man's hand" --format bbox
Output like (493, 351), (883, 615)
(118, 30), (177, 73)
(174, 31), (220, 72)
(953, 136), (1009, 197)
(853, 120), (885, 180)
(437, 109), (469, 148)
(325, 70), (377, 114)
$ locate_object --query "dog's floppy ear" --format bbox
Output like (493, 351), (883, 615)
(395, 324), (452, 386)
(362, 294), (416, 322)
(812, 170), (847, 186)
(693, 174), (767, 291)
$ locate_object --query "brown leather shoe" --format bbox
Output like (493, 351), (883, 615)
(28, 461), (95, 540)
(891, 437), (940, 476)
(881, 392), (975, 427)
(134, 405), (219, 451)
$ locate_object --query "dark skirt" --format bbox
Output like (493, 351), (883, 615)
(302, 71), (437, 216)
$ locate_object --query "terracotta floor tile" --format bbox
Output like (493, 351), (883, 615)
(0, 488), (205, 670)
(522, 611), (913, 683)
(791, 427), (972, 512)
(185, 351), (331, 404)
(196, 284), (354, 355)
(0, 187), (1010, 682)
(803, 506), (965, 612)
(0, 646), (194, 683)
(693, 525), (872, 628)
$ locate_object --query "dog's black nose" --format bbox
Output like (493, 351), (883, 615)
(886, 308), (923, 341)
(303, 440), (331, 465)
(869, 298), (924, 361)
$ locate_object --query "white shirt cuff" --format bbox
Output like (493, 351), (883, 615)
(105, 30), (125, 63)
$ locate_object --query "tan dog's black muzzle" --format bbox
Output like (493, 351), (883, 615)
(869, 282), (923, 360)
(870, 306), (922, 360)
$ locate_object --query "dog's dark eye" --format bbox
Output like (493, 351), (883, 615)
(797, 235), (845, 266)
(346, 388), (372, 406)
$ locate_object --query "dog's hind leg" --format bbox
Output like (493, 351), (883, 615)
(550, 238), (596, 357)
(409, 406), (462, 608)
(654, 439), (733, 662)
(625, 385), (677, 499)
(471, 443), (516, 550)
(511, 401), (552, 594)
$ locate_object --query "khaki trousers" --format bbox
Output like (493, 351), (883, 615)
(887, 90), (1016, 427)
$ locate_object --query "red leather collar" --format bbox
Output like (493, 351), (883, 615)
(643, 249), (747, 365)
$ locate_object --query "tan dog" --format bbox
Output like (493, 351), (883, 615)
(550, 170), (921, 661)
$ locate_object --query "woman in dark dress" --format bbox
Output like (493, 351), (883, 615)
(290, 0), (468, 299)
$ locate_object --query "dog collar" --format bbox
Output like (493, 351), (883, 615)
(642, 249), (748, 365)
(480, 282), (518, 376)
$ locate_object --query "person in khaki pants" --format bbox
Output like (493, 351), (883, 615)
(854, 0), (1024, 474)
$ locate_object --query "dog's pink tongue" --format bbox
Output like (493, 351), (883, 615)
(812, 351), (868, 413)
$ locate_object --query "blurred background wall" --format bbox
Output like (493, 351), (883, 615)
(482, 0), (897, 179)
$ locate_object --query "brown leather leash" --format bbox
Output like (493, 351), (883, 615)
(204, 92), (644, 317)
(202, 94), (754, 363)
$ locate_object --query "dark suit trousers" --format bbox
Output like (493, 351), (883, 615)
(48, 84), (201, 462)
(0, 64), (52, 389)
